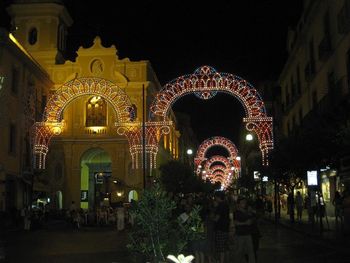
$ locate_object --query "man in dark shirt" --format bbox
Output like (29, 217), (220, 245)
(213, 191), (230, 263)
(234, 197), (256, 263)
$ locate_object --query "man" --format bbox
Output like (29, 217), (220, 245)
(234, 197), (256, 263)
(213, 191), (230, 263)
(295, 191), (304, 222)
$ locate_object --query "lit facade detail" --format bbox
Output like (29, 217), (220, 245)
(33, 77), (134, 169)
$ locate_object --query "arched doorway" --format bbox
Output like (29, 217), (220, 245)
(80, 148), (111, 210)
(128, 190), (139, 202)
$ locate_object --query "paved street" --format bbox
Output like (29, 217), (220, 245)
(2, 222), (130, 263)
(257, 220), (350, 263)
(2, 219), (350, 263)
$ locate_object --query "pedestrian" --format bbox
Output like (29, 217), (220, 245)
(234, 196), (256, 263)
(332, 191), (344, 226)
(213, 191), (230, 263)
(295, 191), (303, 222)
(23, 206), (31, 230)
(116, 203), (125, 231)
(287, 192), (295, 223)
(266, 198), (273, 219)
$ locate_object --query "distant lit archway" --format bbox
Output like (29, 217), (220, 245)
(194, 136), (238, 166)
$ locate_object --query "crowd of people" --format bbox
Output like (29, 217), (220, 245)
(168, 191), (265, 263)
(67, 201), (131, 231)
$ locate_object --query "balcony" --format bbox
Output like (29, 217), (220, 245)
(318, 36), (332, 62)
(84, 126), (107, 135)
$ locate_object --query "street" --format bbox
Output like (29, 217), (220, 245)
(2, 219), (350, 263)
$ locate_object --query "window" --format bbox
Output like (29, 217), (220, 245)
(312, 90), (318, 108)
(286, 92), (290, 106)
(8, 123), (17, 155)
(57, 24), (65, 51)
(287, 121), (291, 135)
(291, 76), (296, 100)
(292, 115), (296, 128)
(35, 93), (46, 122)
(11, 67), (19, 94)
(309, 39), (315, 73)
(298, 107), (303, 125)
(86, 96), (107, 127)
(41, 95), (47, 116)
(129, 104), (137, 121)
(347, 49), (350, 88)
(28, 28), (37, 45)
(327, 71), (335, 90)
(296, 65), (301, 95)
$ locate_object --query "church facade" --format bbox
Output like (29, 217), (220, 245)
(0, 0), (180, 212)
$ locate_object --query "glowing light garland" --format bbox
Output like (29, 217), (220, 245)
(33, 65), (273, 171)
(194, 136), (238, 167)
(45, 78), (133, 123)
(150, 66), (273, 166)
(33, 77), (134, 169)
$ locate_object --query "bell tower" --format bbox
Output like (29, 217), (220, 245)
(6, 0), (73, 66)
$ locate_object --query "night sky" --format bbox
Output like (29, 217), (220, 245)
(1, 0), (303, 148)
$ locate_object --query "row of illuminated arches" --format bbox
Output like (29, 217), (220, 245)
(33, 66), (273, 187)
(194, 136), (241, 189)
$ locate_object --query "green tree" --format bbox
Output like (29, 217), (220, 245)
(127, 184), (203, 263)
(159, 160), (215, 194)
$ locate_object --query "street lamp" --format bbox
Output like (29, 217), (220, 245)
(246, 133), (253, 141)
(186, 149), (193, 155)
(187, 148), (194, 172)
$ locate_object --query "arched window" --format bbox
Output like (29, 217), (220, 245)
(86, 96), (107, 127)
(128, 104), (137, 121)
(57, 24), (65, 51)
(28, 28), (37, 45)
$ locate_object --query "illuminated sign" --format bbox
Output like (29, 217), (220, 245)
(307, 171), (318, 186)
(81, 190), (88, 202)
(254, 171), (260, 181)
(0, 76), (4, 91)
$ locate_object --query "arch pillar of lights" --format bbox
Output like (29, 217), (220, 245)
(150, 66), (273, 166)
(33, 77), (134, 169)
(115, 121), (172, 168)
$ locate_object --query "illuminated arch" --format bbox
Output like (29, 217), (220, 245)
(150, 65), (273, 165)
(33, 77), (134, 169)
(210, 164), (227, 175)
(211, 171), (225, 181)
(194, 136), (238, 167)
(44, 77), (132, 123)
(204, 155), (231, 173)
(201, 155), (240, 176)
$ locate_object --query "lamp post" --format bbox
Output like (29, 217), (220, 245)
(243, 133), (253, 177)
(186, 148), (194, 173)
